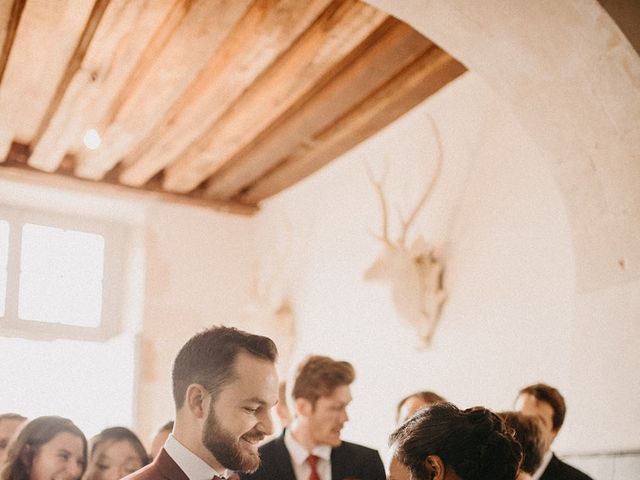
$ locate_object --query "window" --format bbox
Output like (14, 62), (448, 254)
(0, 201), (138, 436)
(0, 205), (128, 341)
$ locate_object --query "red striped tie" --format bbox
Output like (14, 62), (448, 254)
(307, 454), (320, 480)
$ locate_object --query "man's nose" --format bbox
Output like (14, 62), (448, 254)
(340, 409), (349, 424)
(258, 409), (274, 436)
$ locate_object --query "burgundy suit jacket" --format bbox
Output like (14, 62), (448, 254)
(124, 449), (189, 480)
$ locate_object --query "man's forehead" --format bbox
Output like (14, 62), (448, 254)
(222, 354), (279, 399)
(321, 385), (352, 403)
(517, 394), (553, 420)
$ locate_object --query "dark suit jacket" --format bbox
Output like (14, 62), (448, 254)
(240, 432), (386, 480)
(540, 454), (594, 480)
(124, 449), (189, 480)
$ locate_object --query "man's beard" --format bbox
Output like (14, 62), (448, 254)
(202, 402), (264, 473)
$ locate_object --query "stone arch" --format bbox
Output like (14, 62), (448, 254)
(367, 0), (640, 293)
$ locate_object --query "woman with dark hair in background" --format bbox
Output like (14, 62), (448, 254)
(0, 416), (87, 480)
(390, 402), (522, 480)
(83, 427), (148, 480)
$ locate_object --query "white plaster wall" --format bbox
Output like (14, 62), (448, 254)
(256, 72), (586, 455)
(135, 203), (255, 445)
(366, 0), (640, 294)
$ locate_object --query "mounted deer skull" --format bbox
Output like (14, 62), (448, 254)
(364, 116), (447, 345)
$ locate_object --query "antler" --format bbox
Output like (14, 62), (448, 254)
(364, 159), (392, 246)
(398, 115), (443, 245)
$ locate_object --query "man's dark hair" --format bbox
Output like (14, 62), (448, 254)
(498, 411), (545, 475)
(518, 383), (566, 431)
(172, 325), (277, 408)
(390, 403), (522, 480)
(396, 391), (446, 423)
(292, 355), (355, 406)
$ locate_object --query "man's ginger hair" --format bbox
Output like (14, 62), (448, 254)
(292, 355), (355, 406)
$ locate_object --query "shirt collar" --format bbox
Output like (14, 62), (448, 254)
(164, 433), (230, 480)
(531, 450), (554, 480)
(284, 427), (332, 464)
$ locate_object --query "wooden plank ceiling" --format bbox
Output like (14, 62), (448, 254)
(0, 0), (465, 215)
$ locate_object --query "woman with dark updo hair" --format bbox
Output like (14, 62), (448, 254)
(389, 402), (522, 480)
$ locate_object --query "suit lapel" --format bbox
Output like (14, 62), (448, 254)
(156, 448), (190, 480)
(273, 434), (297, 480)
(330, 444), (349, 480)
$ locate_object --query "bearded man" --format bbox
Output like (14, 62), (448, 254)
(126, 326), (279, 480)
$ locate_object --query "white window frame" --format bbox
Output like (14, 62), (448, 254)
(0, 204), (128, 341)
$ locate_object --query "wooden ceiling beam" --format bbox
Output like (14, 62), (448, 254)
(1, 143), (257, 216)
(118, 0), (333, 188)
(0, 0), (96, 163)
(0, 0), (26, 84)
(27, 0), (177, 172)
(204, 18), (432, 200)
(162, 0), (388, 193)
(74, 0), (253, 180)
(238, 48), (466, 204)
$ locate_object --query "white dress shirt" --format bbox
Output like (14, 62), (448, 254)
(164, 433), (230, 480)
(284, 428), (332, 480)
(531, 450), (553, 480)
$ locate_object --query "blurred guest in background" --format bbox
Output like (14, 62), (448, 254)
(389, 391), (445, 480)
(0, 416), (87, 480)
(516, 383), (593, 480)
(149, 422), (173, 460)
(242, 355), (386, 480)
(84, 427), (148, 480)
(499, 411), (545, 480)
(395, 391), (445, 426)
(0, 414), (27, 464)
(275, 382), (292, 431)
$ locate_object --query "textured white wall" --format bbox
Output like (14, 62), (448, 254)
(256, 72), (587, 455)
(366, 0), (640, 294)
(135, 203), (255, 445)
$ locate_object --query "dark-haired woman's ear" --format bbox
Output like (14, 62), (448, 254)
(424, 455), (449, 480)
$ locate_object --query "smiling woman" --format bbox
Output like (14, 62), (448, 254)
(83, 427), (149, 480)
(0, 416), (87, 480)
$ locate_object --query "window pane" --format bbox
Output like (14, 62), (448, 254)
(0, 220), (8, 316)
(21, 224), (105, 278)
(18, 273), (103, 327)
(0, 334), (136, 437)
(0, 271), (6, 317)
(18, 223), (105, 327)
(0, 220), (8, 267)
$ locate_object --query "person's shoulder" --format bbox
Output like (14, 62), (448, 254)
(123, 462), (160, 480)
(336, 439), (380, 456)
(559, 460), (594, 480)
(547, 455), (594, 480)
(258, 434), (286, 454)
(333, 440), (386, 479)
